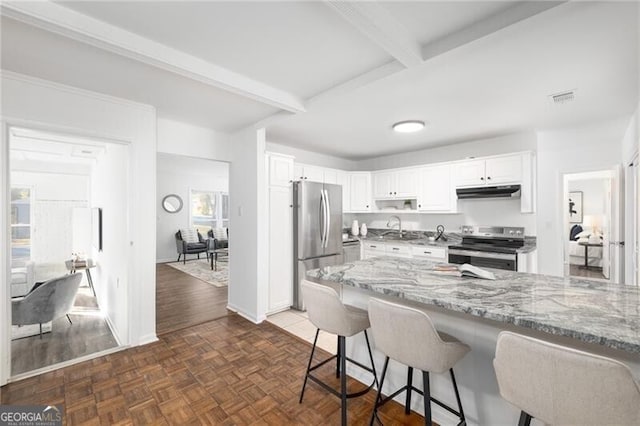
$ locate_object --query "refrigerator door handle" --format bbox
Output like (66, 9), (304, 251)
(324, 189), (331, 248)
(319, 190), (327, 247)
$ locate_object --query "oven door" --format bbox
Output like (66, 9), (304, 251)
(448, 249), (517, 271)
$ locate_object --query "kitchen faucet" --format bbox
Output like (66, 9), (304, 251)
(386, 215), (403, 237)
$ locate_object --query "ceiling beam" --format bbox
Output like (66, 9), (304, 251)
(325, 1), (423, 68)
(422, 1), (566, 60)
(0, 1), (306, 113)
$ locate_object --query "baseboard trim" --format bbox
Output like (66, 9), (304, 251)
(137, 333), (159, 346)
(156, 258), (178, 264)
(104, 312), (123, 347)
(226, 303), (266, 324)
(8, 345), (129, 384)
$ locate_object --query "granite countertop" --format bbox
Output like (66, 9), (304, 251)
(355, 230), (537, 253)
(307, 257), (640, 354)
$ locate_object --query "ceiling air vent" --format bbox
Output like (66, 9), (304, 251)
(550, 90), (575, 104)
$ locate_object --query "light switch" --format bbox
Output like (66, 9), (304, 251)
(238, 206), (243, 216)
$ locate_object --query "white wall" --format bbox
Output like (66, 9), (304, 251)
(91, 143), (130, 343)
(157, 118), (232, 162)
(156, 153), (228, 262)
(0, 71), (157, 384)
(227, 127), (268, 323)
(568, 178), (606, 231)
(356, 132), (537, 170)
(266, 141), (358, 170)
(536, 119), (628, 277)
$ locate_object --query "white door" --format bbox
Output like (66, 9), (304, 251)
(604, 166), (623, 282)
(485, 154), (522, 185)
(395, 169), (418, 198)
(268, 186), (293, 313)
(454, 160), (486, 187)
(373, 172), (395, 199)
(418, 165), (453, 211)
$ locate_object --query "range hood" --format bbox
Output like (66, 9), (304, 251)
(456, 184), (521, 200)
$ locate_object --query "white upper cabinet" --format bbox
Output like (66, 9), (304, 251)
(372, 169), (418, 199)
(417, 164), (455, 212)
(294, 163), (324, 182)
(323, 169), (338, 184)
(373, 172), (395, 198)
(294, 163), (338, 184)
(454, 154), (523, 187)
(485, 155), (522, 184)
(395, 169), (418, 198)
(269, 154), (294, 187)
(336, 171), (350, 211)
(349, 172), (372, 212)
(454, 159), (486, 187)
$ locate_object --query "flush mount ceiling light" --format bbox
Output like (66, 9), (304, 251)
(392, 120), (425, 133)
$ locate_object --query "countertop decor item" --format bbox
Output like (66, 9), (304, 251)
(351, 220), (359, 236)
(360, 223), (368, 237)
(435, 224), (447, 241)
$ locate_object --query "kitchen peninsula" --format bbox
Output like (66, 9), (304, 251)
(307, 257), (640, 425)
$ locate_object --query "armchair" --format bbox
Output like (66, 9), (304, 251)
(175, 229), (208, 264)
(12, 273), (82, 338)
(207, 228), (229, 250)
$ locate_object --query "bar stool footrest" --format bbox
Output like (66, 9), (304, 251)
(306, 352), (376, 399)
(374, 384), (464, 422)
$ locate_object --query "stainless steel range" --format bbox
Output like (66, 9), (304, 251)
(448, 226), (525, 271)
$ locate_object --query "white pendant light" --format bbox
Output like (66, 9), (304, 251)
(392, 120), (425, 133)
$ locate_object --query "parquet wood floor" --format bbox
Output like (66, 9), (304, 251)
(156, 263), (230, 335)
(1, 314), (431, 425)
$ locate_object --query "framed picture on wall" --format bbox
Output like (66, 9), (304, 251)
(92, 207), (103, 252)
(568, 191), (583, 223)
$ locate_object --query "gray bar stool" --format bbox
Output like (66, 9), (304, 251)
(368, 298), (470, 426)
(299, 280), (378, 426)
(494, 331), (640, 426)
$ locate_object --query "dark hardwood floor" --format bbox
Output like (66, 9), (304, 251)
(156, 263), (230, 335)
(570, 264), (606, 280)
(2, 314), (431, 425)
(11, 286), (119, 376)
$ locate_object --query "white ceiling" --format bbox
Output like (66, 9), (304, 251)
(1, 1), (638, 159)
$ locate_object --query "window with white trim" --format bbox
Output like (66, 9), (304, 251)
(11, 186), (32, 260)
(190, 190), (229, 236)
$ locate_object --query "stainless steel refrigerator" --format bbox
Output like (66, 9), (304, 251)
(292, 181), (343, 310)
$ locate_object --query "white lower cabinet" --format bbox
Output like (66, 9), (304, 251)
(363, 241), (447, 262)
(411, 246), (446, 262)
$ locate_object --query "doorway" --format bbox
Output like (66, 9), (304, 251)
(8, 127), (124, 376)
(563, 169), (623, 282)
(155, 153), (231, 335)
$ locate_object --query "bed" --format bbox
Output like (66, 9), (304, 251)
(568, 224), (603, 267)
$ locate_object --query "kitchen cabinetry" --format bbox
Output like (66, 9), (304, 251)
(372, 169), (418, 199)
(336, 171), (350, 211)
(269, 154), (294, 187)
(454, 154), (522, 187)
(417, 164), (456, 212)
(363, 240), (447, 262)
(294, 164), (324, 182)
(266, 154), (293, 314)
(411, 246), (447, 262)
(348, 172), (372, 212)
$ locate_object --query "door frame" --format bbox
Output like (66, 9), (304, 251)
(562, 169), (621, 282)
(1, 119), (132, 384)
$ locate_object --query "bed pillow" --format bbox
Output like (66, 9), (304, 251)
(577, 237), (589, 244)
(576, 230), (592, 239)
(570, 224), (583, 241)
